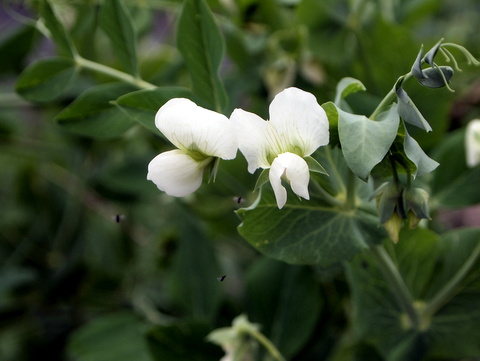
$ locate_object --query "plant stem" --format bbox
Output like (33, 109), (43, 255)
(370, 73), (413, 119)
(422, 240), (480, 318)
(345, 169), (357, 209)
(311, 180), (344, 208)
(372, 244), (420, 330)
(75, 56), (157, 90)
(249, 328), (286, 361)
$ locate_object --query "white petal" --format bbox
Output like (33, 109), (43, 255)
(155, 98), (237, 159)
(268, 87), (329, 156)
(230, 108), (271, 173)
(269, 152), (310, 209)
(147, 149), (210, 197)
(466, 119), (480, 167)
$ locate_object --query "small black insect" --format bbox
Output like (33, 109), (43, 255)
(112, 214), (125, 223)
(233, 196), (244, 204)
(217, 275), (226, 282)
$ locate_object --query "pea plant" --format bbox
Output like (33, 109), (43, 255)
(4, 0), (480, 360)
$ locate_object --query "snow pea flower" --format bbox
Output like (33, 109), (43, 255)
(147, 98), (237, 197)
(465, 119), (480, 168)
(231, 87), (329, 208)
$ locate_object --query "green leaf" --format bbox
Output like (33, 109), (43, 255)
(321, 101), (339, 146)
(15, 57), (77, 102)
(67, 312), (153, 361)
(246, 258), (322, 358)
(115, 87), (193, 134)
(236, 186), (385, 266)
(55, 83), (136, 138)
(338, 105), (400, 180)
(403, 127), (439, 177)
(176, 0), (227, 111)
(430, 129), (480, 207)
(39, 0), (77, 57)
(396, 85), (432, 132)
(346, 227), (480, 360)
(418, 66), (454, 88)
(99, 0), (139, 76)
(147, 322), (222, 361)
(334, 77), (366, 105)
(165, 204), (223, 322)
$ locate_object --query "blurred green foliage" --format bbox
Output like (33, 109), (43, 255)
(1, 0), (480, 360)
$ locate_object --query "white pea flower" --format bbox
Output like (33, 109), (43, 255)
(231, 87), (329, 209)
(147, 98), (237, 197)
(465, 119), (480, 168)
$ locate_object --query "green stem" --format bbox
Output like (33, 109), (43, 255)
(372, 244), (420, 330)
(370, 73), (413, 119)
(311, 180), (344, 208)
(249, 328), (286, 361)
(75, 56), (157, 90)
(345, 169), (357, 210)
(422, 240), (480, 318)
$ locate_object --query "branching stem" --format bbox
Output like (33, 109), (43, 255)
(75, 56), (157, 90)
(372, 244), (421, 330)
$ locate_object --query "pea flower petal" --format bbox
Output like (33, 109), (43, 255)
(147, 149), (211, 197)
(156, 98), (237, 160)
(148, 99), (238, 197)
(269, 152), (310, 209)
(231, 87), (329, 208)
(268, 87), (329, 156)
(229, 108), (270, 172)
(465, 119), (480, 167)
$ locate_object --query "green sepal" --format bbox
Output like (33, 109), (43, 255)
(304, 156), (328, 175)
(254, 168), (270, 191)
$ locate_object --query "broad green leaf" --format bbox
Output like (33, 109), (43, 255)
(39, 0), (77, 57)
(334, 77), (366, 105)
(430, 129), (480, 207)
(15, 57), (77, 102)
(176, 0), (227, 111)
(396, 85), (432, 132)
(338, 105), (400, 180)
(115, 87), (193, 134)
(147, 322), (222, 361)
(236, 185), (385, 266)
(55, 83), (136, 138)
(246, 258), (322, 358)
(403, 127), (439, 177)
(346, 228), (480, 360)
(67, 312), (152, 361)
(165, 203), (223, 322)
(99, 0), (139, 76)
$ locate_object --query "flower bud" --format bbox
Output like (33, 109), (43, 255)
(465, 119), (480, 168)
